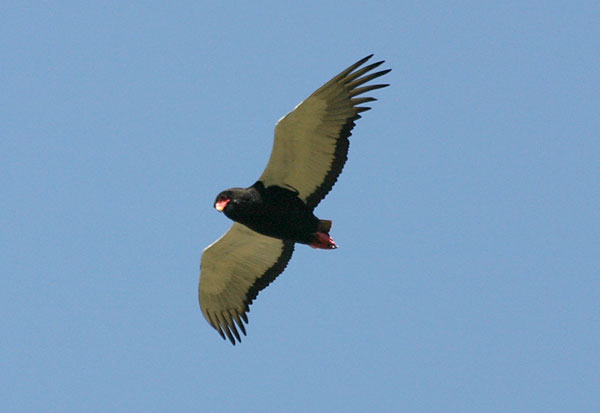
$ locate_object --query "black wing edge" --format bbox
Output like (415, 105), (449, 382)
(305, 55), (391, 209)
(205, 240), (295, 345)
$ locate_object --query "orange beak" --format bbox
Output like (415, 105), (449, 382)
(215, 198), (229, 212)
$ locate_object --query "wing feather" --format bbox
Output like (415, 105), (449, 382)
(199, 223), (294, 344)
(259, 55), (390, 208)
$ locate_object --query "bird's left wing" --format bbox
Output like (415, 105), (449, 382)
(199, 223), (295, 344)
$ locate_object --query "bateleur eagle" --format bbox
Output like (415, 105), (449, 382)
(199, 55), (390, 344)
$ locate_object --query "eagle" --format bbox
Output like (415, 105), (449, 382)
(199, 55), (390, 344)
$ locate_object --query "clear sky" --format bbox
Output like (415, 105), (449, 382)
(2, 2), (599, 412)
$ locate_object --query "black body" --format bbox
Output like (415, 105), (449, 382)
(216, 181), (320, 245)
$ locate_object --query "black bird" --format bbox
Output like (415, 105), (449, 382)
(199, 55), (390, 344)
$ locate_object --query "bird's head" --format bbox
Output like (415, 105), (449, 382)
(213, 187), (259, 220)
(214, 192), (231, 212)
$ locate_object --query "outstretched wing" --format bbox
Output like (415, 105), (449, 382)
(259, 55), (391, 209)
(199, 223), (295, 344)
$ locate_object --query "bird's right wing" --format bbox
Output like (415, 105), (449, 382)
(199, 223), (295, 344)
(258, 55), (390, 209)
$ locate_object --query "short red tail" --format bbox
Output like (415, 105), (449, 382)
(318, 219), (332, 233)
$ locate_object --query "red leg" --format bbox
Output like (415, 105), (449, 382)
(309, 232), (338, 249)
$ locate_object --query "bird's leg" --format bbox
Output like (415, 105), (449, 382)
(309, 232), (338, 249)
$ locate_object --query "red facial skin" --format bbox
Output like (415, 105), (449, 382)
(214, 196), (230, 212)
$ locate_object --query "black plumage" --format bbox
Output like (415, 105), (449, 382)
(215, 182), (330, 246)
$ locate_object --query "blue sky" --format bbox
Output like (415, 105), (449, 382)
(2, 2), (599, 412)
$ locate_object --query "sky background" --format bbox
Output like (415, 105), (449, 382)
(2, 2), (599, 412)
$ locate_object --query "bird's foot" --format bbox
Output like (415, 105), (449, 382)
(309, 232), (338, 249)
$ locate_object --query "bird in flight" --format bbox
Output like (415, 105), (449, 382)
(199, 55), (390, 344)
